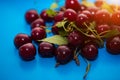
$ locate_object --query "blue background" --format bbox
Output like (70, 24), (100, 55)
(0, 0), (120, 80)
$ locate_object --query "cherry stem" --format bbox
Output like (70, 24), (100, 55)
(73, 48), (80, 65)
(62, 21), (74, 32)
(99, 30), (111, 36)
(83, 58), (91, 80)
(84, 22), (104, 47)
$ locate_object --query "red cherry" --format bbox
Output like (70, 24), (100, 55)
(65, 0), (80, 12)
(106, 34), (120, 54)
(111, 11), (120, 25)
(31, 18), (45, 29)
(40, 10), (53, 22)
(25, 10), (39, 24)
(64, 9), (77, 21)
(76, 13), (89, 28)
(94, 9), (111, 25)
(81, 43), (98, 60)
(19, 43), (36, 61)
(95, 24), (111, 34)
(31, 27), (46, 41)
(14, 33), (32, 48)
(54, 11), (64, 22)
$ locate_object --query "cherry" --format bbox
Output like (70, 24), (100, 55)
(106, 34), (120, 54)
(111, 11), (120, 25)
(63, 9), (77, 21)
(38, 42), (55, 57)
(81, 42), (98, 60)
(31, 27), (46, 41)
(79, 4), (87, 11)
(25, 10), (39, 24)
(14, 33), (32, 48)
(81, 10), (92, 21)
(68, 31), (84, 47)
(95, 24), (111, 34)
(54, 11), (64, 22)
(94, 9), (111, 25)
(87, 7), (100, 21)
(40, 10), (53, 22)
(111, 25), (120, 32)
(65, 0), (80, 12)
(31, 18), (45, 29)
(19, 43), (36, 61)
(52, 24), (59, 34)
(55, 45), (73, 64)
(76, 13), (89, 28)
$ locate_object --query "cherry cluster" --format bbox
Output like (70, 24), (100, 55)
(14, 0), (120, 67)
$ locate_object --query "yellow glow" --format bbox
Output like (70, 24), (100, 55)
(106, 0), (120, 11)
(107, 0), (119, 4)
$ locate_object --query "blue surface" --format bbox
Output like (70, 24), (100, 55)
(0, 0), (120, 80)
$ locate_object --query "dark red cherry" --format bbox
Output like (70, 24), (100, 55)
(111, 11), (120, 25)
(106, 34), (120, 54)
(94, 9), (111, 25)
(81, 43), (98, 60)
(19, 43), (36, 61)
(54, 11), (64, 22)
(79, 4), (87, 11)
(87, 7), (100, 21)
(14, 33), (32, 48)
(76, 13), (89, 28)
(68, 31), (84, 47)
(38, 42), (55, 57)
(55, 45), (73, 64)
(64, 9), (77, 21)
(31, 18), (45, 29)
(95, 24), (111, 34)
(52, 24), (59, 34)
(65, 0), (80, 12)
(111, 25), (120, 32)
(40, 10), (53, 22)
(31, 27), (46, 41)
(81, 10), (92, 21)
(25, 10), (39, 24)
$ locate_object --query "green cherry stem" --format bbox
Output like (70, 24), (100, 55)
(83, 58), (91, 80)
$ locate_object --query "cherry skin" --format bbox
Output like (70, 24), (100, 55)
(111, 11), (120, 25)
(68, 31), (84, 47)
(14, 33), (32, 48)
(65, 0), (80, 12)
(38, 42), (55, 57)
(64, 9), (77, 21)
(87, 7), (100, 21)
(40, 10), (53, 22)
(31, 18), (45, 29)
(94, 9), (111, 25)
(52, 24), (59, 34)
(25, 10), (39, 24)
(19, 43), (36, 61)
(81, 10), (92, 21)
(95, 24), (111, 34)
(31, 27), (46, 41)
(81, 42), (98, 60)
(54, 11), (64, 22)
(106, 34), (120, 54)
(111, 25), (120, 32)
(76, 13), (89, 28)
(55, 45), (73, 64)
(79, 4), (87, 11)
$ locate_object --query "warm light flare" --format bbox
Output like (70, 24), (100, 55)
(106, 0), (120, 11)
